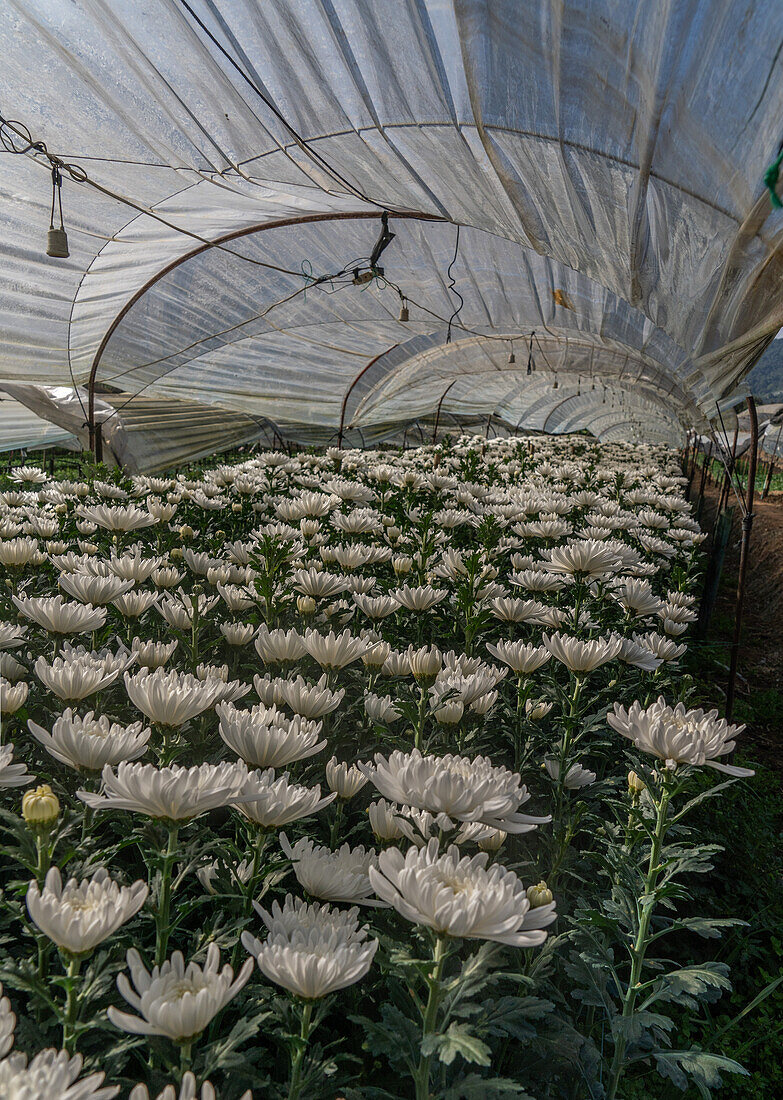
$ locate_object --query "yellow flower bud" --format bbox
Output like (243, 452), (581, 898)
(526, 881), (553, 908)
(297, 595), (317, 615)
(214, 530), (226, 541)
(628, 770), (645, 795)
(22, 784), (60, 829)
(232, 503), (242, 513)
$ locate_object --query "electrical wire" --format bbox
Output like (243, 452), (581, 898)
(174, 0), (409, 214)
(444, 224), (463, 344)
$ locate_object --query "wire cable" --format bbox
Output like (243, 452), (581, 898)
(174, 0), (409, 214)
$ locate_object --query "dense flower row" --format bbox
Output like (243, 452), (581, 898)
(0, 435), (752, 1099)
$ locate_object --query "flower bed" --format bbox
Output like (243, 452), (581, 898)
(0, 436), (755, 1098)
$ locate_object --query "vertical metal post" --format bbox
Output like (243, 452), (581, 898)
(94, 421), (103, 464)
(726, 396), (759, 722)
(761, 422), (782, 500)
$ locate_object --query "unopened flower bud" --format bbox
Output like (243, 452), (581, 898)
(525, 699), (552, 721)
(297, 595), (317, 616)
(628, 770), (645, 795)
(478, 828), (506, 852)
(232, 504), (242, 513)
(170, 547), (183, 560)
(22, 784), (60, 830)
(214, 530), (226, 541)
(526, 881), (553, 908)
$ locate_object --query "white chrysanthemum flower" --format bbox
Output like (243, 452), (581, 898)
(545, 540), (622, 577)
(125, 667), (224, 727)
(488, 597), (548, 623)
(291, 568), (347, 599)
(0, 678), (29, 714)
(131, 637), (178, 669)
(326, 757), (369, 799)
(301, 628), (369, 670)
(369, 840), (556, 946)
(405, 645), (442, 682)
(27, 867), (147, 957)
(108, 944), (253, 1041)
(0, 743), (33, 788)
(485, 640), (551, 674)
(78, 761), (249, 820)
(269, 674), (345, 719)
(615, 636), (663, 672)
(217, 701), (325, 768)
(632, 631), (687, 662)
(389, 585), (447, 612)
(279, 834), (384, 906)
(0, 1048), (118, 1100)
(364, 692), (402, 724)
(58, 572), (134, 606)
(254, 626), (307, 664)
(607, 697), (755, 777)
(0, 623), (27, 651)
(360, 749), (549, 834)
(34, 653), (120, 701)
(0, 537), (40, 567)
(130, 1071), (248, 1100)
(242, 895), (377, 999)
(28, 709), (150, 773)
(77, 504), (156, 532)
(112, 590), (160, 618)
(233, 769), (335, 828)
(352, 593), (399, 620)
(544, 758), (596, 788)
(543, 632), (623, 672)
(12, 595), (107, 635)
(220, 621), (257, 647)
(0, 980), (15, 1057)
(613, 579), (664, 618)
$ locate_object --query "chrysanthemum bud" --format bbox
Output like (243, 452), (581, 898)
(526, 881), (553, 908)
(214, 530), (226, 541)
(22, 784), (60, 829)
(478, 828), (507, 852)
(232, 504), (242, 513)
(627, 770), (645, 795)
(525, 699), (553, 721)
(297, 595), (317, 616)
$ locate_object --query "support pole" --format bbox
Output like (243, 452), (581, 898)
(761, 422), (782, 500)
(726, 396), (759, 722)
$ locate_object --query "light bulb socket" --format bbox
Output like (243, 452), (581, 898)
(399, 303), (409, 322)
(508, 351), (516, 364)
(46, 226), (69, 258)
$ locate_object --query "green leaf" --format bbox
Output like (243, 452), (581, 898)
(646, 963), (732, 1010)
(650, 1048), (749, 1097)
(421, 1022), (492, 1066)
(442, 1073), (535, 1099)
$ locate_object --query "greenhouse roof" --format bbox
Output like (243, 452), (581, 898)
(1, 0), (783, 466)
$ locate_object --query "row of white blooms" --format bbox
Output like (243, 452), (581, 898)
(0, 434), (750, 1098)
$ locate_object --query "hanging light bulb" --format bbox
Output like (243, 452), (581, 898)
(46, 165), (69, 258)
(552, 376), (559, 390)
(398, 296), (409, 322)
(507, 342), (516, 364)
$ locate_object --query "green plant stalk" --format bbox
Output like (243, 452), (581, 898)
(329, 800), (345, 850)
(413, 934), (448, 1100)
(605, 781), (672, 1100)
(414, 682), (428, 751)
(551, 674), (584, 838)
(179, 1039), (193, 1079)
(62, 954), (82, 1054)
(245, 828), (270, 916)
(287, 999), (314, 1100)
(155, 823), (180, 966)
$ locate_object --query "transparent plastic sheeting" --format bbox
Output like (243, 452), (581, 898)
(0, 394), (75, 454)
(1, 1), (783, 470)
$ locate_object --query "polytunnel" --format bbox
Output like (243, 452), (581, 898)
(2, 0), (783, 468)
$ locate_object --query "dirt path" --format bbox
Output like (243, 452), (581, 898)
(697, 481), (783, 767)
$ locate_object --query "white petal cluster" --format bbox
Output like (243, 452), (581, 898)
(12, 594), (107, 634)
(108, 944), (253, 1040)
(217, 701), (325, 767)
(242, 894), (378, 999)
(607, 697), (755, 777)
(361, 749), (549, 834)
(78, 761), (249, 820)
(369, 840), (556, 946)
(29, 710), (151, 772)
(125, 667), (225, 726)
(280, 834), (384, 906)
(233, 769), (335, 828)
(27, 867), (148, 956)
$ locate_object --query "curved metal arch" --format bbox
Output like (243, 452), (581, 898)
(85, 209), (444, 450)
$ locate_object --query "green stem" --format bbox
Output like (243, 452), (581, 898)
(179, 1040), (193, 1080)
(155, 824), (179, 967)
(63, 954), (82, 1054)
(329, 801), (345, 850)
(245, 829), (269, 916)
(414, 935), (449, 1100)
(606, 782), (672, 1100)
(287, 999), (314, 1100)
(414, 683), (428, 751)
